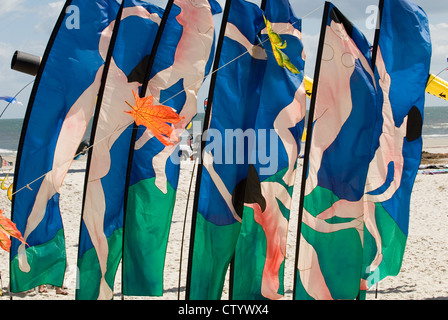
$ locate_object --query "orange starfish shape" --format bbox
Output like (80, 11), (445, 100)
(125, 91), (185, 146)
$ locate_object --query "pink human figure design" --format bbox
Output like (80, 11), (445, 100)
(248, 22), (306, 300)
(18, 7), (160, 272)
(134, 0), (216, 194)
(362, 47), (407, 280)
(81, 7), (160, 300)
(322, 47), (407, 273)
(17, 5), (160, 297)
(205, 155), (294, 300)
(305, 19), (374, 196)
(364, 47), (406, 202)
(204, 100), (306, 300)
(266, 20), (307, 187)
(299, 47), (410, 299)
(250, 81), (306, 301)
(16, 6), (122, 272)
(17, 64), (105, 273)
(274, 83), (306, 186)
(297, 19), (375, 299)
(201, 20), (305, 300)
(245, 181), (292, 300)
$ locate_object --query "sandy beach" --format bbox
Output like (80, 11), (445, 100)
(0, 136), (447, 300)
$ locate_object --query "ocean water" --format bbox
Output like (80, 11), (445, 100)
(421, 106), (448, 138)
(0, 118), (23, 157)
(0, 118), (91, 158)
(0, 106), (446, 157)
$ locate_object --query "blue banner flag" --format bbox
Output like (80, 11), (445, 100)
(232, 0), (306, 300)
(294, 2), (378, 300)
(76, 0), (166, 300)
(10, 0), (121, 293)
(360, 0), (431, 295)
(122, 0), (220, 297)
(187, 0), (268, 300)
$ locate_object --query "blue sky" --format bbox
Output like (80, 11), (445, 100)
(0, 0), (447, 119)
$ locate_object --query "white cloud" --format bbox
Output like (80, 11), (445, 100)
(34, 1), (65, 34)
(0, 42), (17, 81)
(0, 0), (26, 16)
(413, 0), (448, 17)
(49, 0), (64, 8)
(429, 23), (448, 73)
(301, 33), (319, 70)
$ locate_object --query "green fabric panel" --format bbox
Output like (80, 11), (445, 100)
(10, 229), (66, 292)
(233, 208), (266, 300)
(76, 228), (123, 300)
(304, 186), (340, 218)
(304, 223), (363, 299)
(362, 202), (407, 287)
(189, 213), (241, 300)
(294, 269), (315, 300)
(296, 186), (363, 300)
(122, 178), (176, 296)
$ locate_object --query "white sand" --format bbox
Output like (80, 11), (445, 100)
(0, 138), (447, 300)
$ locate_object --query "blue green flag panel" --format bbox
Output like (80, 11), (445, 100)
(11, 0), (121, 293)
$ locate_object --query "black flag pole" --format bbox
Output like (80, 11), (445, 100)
(185, 0), (233, 301)
(292, 1), (331, 300)
(121, 0), (175, 298)
(371, 0), (384, 69)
